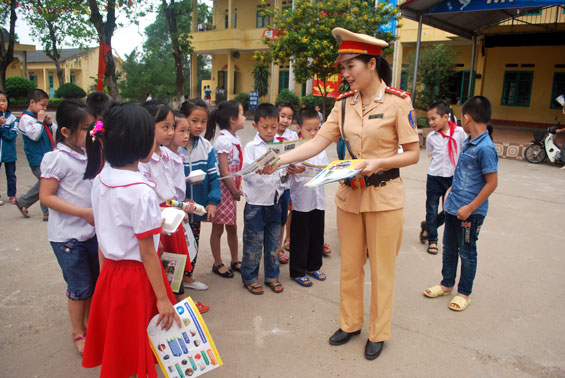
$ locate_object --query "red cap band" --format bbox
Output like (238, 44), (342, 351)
(338, 41), (382, 56)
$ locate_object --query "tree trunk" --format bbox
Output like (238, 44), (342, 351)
(88, 0), (120, 100)
(0, 2), (17, 92)
(163, 0), (185, 104)
(45, 22), (65, 87)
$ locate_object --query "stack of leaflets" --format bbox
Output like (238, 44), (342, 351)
(266, 137), (310, 155)
(148, 297), (223, 377)
(221, 149), (279, 179)
(304, 159), (365, 188)
(161, 252), (187, 292)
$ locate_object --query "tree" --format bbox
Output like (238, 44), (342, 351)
(119, 3), (211, 102)
(24, 0), (96, 87)
(407, 44), (458, 110)
(252, 52), (270, 100)
(260, 0), (398, 115)
(0, 1), (18, 91)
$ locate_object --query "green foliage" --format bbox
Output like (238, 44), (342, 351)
(5, 77), (36, 99)
(301, 94), (322, 108)
(233, 93), (250, 112)
(252, 61), (270, 100)
(407, 44), (458, 110)
(215, 91), (227, 103)
(119, 3), (212, 101)
(276, 89), (300, 112)
(55, 83), (86, 99)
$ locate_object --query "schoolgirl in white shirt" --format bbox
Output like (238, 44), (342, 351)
(39, 99), (98, 356)
(82, 102), (180, 378)
(205, 100), (246, 278)
(139, 101), (197, 302)
(286, 107), (329, 287)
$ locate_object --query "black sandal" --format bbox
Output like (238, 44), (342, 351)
(230, 261), (242, 272)
(427, 242), (439, 255)
(212, 263), (234, 278)
(419, 221), (428, 244)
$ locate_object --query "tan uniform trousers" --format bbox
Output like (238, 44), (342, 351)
(337, 207), (404, 342)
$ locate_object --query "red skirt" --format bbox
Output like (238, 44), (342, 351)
(82, 259), (176, 378)
(160, 223), (193, 273)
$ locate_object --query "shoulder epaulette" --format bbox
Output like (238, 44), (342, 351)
(336, 90), (356, 101)
(385, 87), (410, 98)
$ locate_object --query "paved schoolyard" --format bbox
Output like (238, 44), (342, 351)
(1, 121), (564, 378)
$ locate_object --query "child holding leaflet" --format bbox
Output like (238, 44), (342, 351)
(82, 102), (180, 378)
(178, 100), (221, 289)
(0, 90), (18, 205)
(16, 89), (56, 220)
(241, 103), (285, 295)
(419, 101), (466, 254)
(206, 100), (245, 278)
(424, 96), (498, 312)
(39, 99), (98, 355)
(275, 101), (298, 263)
(287, 107), (329, 287)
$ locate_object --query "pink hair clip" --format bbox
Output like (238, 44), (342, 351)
(90, 120), (105, 142)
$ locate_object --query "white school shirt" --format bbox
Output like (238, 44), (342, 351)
(18, 113), (57, 142)
(289, 150), (328, 212)
(426, 126), (467, 177)
(243, 133), (285, 206)
(168, 148), (186, 201)
(213, 129), (242, 166)
(138, 146), (180, 204)
(91, 164), (162, 262)
(40, 143), (95, 242)
(275, 128), (298, 143)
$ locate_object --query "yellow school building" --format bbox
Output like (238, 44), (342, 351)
(190, 1), (565, 127)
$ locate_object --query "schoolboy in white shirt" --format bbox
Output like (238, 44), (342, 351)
(241, 103), (285, 295)
(420, 101), (467, 255)
(287, 107), (329, 287)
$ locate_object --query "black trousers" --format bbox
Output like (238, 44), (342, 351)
(289, 209), (325, 278)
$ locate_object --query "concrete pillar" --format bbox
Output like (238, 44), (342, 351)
(411, 14), (423, 106)
(227, 52), (234, 99)
(191, 53), (198, 98)
(43, 68), (48, 93)
(306, 78), (313, 95)
(228, 0), (232, 29)
(392, 41), (403, 89)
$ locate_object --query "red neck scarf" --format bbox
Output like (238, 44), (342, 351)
(438, 121), (458, 167)
(277, 136), (284, 143)
(24, 111), (55, 148)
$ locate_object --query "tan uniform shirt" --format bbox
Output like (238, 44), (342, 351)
(317, 80), (419, 214)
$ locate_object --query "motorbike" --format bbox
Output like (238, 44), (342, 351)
(523, 122), (564, 165)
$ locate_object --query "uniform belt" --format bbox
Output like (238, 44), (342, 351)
(344, 168), (400, 189)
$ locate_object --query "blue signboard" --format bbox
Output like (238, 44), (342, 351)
(378, 0), (398, 34)
(426, 0), (563, 14)
(249, 91), (259, 111)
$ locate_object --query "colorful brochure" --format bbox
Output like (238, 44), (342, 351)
(266, 137), (311, 155)
(220, 149), (279, 179)
(304, 159), (365, 188)
(161, 252), (187, 293)
(297, 162), (327, 178)
(148, 297), (223, 378)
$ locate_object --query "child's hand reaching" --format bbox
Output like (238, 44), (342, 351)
(182, 200), (196, 214)
(155, 297), (182, 330)
(82, 208), (95, 226)
(206, 204), (217, 221)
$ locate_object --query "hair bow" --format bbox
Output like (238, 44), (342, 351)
(90, 120), (105, 142)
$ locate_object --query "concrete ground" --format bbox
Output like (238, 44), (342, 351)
(1, 121), (564, 378)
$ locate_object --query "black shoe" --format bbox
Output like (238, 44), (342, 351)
(364, 340), (384, 360)
(329, 328), (361, 346)
(212, 263), (234, 278)
(419, 221), (427, 244)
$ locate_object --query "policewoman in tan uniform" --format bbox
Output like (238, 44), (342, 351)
(265, 28), (420, 360)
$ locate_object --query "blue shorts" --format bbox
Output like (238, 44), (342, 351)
(280, 189), (291, 226)
(50, 236), (99, 300)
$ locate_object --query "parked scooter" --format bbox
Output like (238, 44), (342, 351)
(523, 122), (563, 164)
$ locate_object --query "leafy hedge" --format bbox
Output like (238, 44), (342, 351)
(276, 89), (300, 112)
(55, 83), (86, 99)
(6, 77), (36, 99)
(233, 93), (250, 112)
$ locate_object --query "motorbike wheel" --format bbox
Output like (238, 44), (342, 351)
(524, 144), (546, 164)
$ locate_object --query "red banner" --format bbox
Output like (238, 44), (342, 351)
(312, 73), (342, 98)
(97, 41), (112, 92)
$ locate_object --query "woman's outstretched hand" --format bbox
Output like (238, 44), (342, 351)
(354, 159), (383, 176)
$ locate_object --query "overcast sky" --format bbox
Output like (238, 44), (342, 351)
(10, 0), (212, 59)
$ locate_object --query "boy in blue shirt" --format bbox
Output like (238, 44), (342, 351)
(16, 89), (56, 220)
(424, 96), (498, 312)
